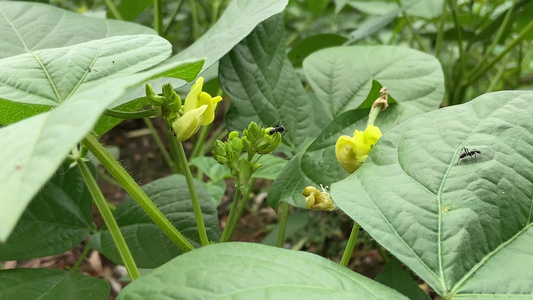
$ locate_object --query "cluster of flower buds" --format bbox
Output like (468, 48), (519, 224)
(302, 185), (335, 211)
(212, 122), (282, 193)
(145, 77), (222, 142)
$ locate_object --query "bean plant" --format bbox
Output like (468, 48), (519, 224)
(0, 1), (532, 299)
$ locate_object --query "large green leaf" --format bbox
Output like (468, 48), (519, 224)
(89, 175), (219, 268)
(168, 0), (289, 75)
(332, 91), (533, 298)
(0, 4), (206, 242)
(268, 46), (444, 208)
(375, 258), (431, 300)
(117, 242), (409, 299)
(0, 61), (203, 242)
(0, 1), (155, 60)
(0, 161), (94, 260)
(0, 268), (109, 300)
(302, 46), (444, 121)
(0, 34), (171, 107)
(220, 14), (314, 151)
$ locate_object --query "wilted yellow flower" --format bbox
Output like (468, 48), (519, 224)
(335, 125), (382, 173)
(183, 77), (223, 126)
(303, 185), (335, 211)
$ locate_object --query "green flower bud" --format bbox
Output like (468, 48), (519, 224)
(162, 83), (182, 108)
(212, 140), (228, 165)
(257, 132), (282, 154)
(228, 131), (240, 140)
(145, 83), (166, 106)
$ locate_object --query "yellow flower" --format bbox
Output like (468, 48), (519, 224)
(302, 185), (335, 211)
(172, 105), (207, 142)
(183, 77), (223, 126)
(173, 77), (223, 141)
(335, 125), (382, 173)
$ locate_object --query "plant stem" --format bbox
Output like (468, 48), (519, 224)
(340, 222), (360, 267)
(143, 118), (179, 173)
(103, 0), (123, 20)
(220, 189), (242, 242)
(377, 245), (390, 263)
(467, 18), (533, 86)
(176, 141), (210, 246)
(434, 0), (448, 59)
(395, 0), (427, 52)
(446, 0), (466, 75)
(164, 0), (184, 36)
(166, 122), (184, 174)
(190, 123), (212, 161)
(276, 202), (290, 248)
(153, 0), (163, 36)
(469, 3), (515, 80)
(189, 0), (200, 40)
(77, 159), (140, 280)
(83, 134), (194, 253)
(104, 109), (156, 119)
(71, 243), (92, 273)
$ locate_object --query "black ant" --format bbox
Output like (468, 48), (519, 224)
(458, 147), (481, 162)
(269, 122), (286, 136)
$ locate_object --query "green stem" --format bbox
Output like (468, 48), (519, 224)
(220, 189), (242, 242)
(223, 178), (255, 242)
(103, 0), (123, 20)
(467, 18), (533, 85)
(83, 134), (194, 253)
(104, 109), (156, 119)
(164, 0), (184, 36)
(190, 124), (212, 161)
(367, 106), (382, 126)
(276, 202), (290, 247)
(189, 0), (200, 40)
(340, 222), (360, 267)
(446, 0), (466, 75)
(71, 243), (92, 273)
(469, 3), (515, 79)
(153, 0), (163, 36)
(166, 122), (184, 174)
(210, 0), (221, 26)
(176, 141), (210, 246)
(377, 245), (390, 263)
(143, 118), (179, 173)
(434, 0), (448, 59)
(395, 0), (427, 52)
(77, 159), (140, 280)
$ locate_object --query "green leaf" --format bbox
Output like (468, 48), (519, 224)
(268, 108), (370, 208)
(0, 100), (50, 126)
(106, 0), (152, 21)
(190, 156), (231, 181)
(288, 34), (348, 68)
(268, 46), (444, 209)
(375, 258), (431, 300)
(220, 14), (314, 151)
(0, 34), (171, 107)
(167, 0), (289, 75)
(302, 46), (444, 121)
(0, 2), (155, 60)
(0, 4), (205, 241)
(0, 161), (94, 261)
(261, 212), (309, 246)
(117, 242), (409, 299)
(332, 91), (533, 298)
(0, 268), (109, 300)
(89, 175), (220, 268)
(253, 154), (288, 180)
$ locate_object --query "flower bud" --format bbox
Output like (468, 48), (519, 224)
(172, 105), (207, 142)
(145, 83), (166, 106)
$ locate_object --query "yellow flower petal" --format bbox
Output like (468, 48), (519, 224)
(172, 105), (207, 141)
(335, 135), (360, 173)
(183, 77), (204, 113)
